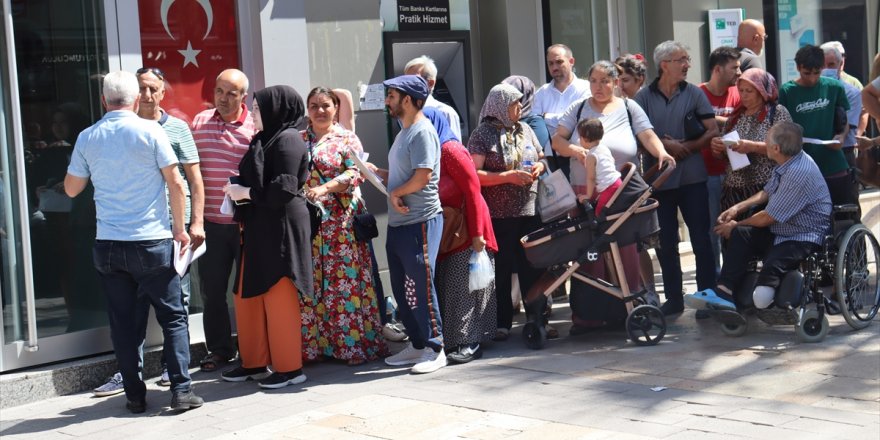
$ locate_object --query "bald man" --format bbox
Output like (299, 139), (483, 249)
(736, 19), (766, 72)
(191, 69), (255, 371)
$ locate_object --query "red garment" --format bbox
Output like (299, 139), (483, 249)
(699, 84), (740, 176)
(438, 140), (498, 259)
(593, 178), (622, 215)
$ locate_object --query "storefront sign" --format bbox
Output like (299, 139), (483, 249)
(397, 0), (450, 31)
(138, 0), (241, 123)
(708, 9), (744, 50)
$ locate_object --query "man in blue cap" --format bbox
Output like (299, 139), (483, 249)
(372, 74), (446, 374)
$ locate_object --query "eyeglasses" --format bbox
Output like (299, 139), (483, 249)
(136, 67), (165, 81)
(665, 56), (691, 64)
(757, 33), (769, 41)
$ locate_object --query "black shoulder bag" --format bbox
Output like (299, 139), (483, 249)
(309, 154), (378, 242)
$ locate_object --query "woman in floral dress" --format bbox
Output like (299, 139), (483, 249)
(300, 87), (385, 365)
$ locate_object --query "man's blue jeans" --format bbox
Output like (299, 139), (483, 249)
(93, 239), (192, 401)
(654, 182), (717, 303)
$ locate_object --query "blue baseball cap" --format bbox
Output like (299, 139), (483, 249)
(383, 74), (429, 101)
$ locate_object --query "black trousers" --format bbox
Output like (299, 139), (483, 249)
(717, 226), (818, 292)
(197, 221), (240, 359)
(492, 215), (543, 330)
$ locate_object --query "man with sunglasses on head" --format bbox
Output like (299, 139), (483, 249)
(779, 45), (854, 207)
(92, 67), (205, 397)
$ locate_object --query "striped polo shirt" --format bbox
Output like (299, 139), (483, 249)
(763, 151), (831, 246)
(191, 105), (255, 224)
(159, 111), (199, 224)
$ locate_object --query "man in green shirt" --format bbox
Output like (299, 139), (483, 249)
(778, 45), (855, 207)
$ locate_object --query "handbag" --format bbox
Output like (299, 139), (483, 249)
(683, 108), (707, 140)
(536, 169), (577, 223)
(352, 212), (379, 242)
(440, 204), (469, 254)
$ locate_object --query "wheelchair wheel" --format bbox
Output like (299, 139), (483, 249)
(720, 321), (748, 337)
(522, 322), (546, 350)
(795, 309), (829, 343)
(625, 305), (666, 346)
(834, 224), (880, 330)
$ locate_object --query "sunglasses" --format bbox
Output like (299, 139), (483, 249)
(136, 67), (165, 81)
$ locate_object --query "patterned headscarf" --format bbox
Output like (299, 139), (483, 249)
(479, 83), (523, 128)
(737, 68), (778, 103)
(727, 68), (779, 129)
(502, 75), (537, 116)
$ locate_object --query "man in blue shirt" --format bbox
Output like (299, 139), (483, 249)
(373, 74), (446, 374)
(64, 71), (202, 414)
(684, 121), (831, 311)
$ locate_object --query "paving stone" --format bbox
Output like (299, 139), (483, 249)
(718, 408), (799, 426)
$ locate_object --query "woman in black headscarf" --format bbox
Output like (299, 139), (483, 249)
(221, 85), (313, 389)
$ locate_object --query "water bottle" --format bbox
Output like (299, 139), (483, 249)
(385, 296), (397, 321)
(522, 144), (537, 173)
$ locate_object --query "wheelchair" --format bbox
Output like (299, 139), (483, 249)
(717, 204), (880, 343)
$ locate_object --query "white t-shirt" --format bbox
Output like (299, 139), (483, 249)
(533, 77), (591, 154)
(587, 143), (621, 194)
(557, 98), (653, 188)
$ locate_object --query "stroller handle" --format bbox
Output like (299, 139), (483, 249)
(642, 161), (675, 191)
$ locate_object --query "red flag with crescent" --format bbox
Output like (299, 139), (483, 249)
(138, 0), (240, 125)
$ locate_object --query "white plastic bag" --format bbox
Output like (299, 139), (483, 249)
(468, 250), (494, 292)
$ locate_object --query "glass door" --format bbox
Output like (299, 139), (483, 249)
(1, 0), (114, 371)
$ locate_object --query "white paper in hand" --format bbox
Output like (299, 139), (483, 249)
(351, 152), (388, 196)
(173, 241), (207, 277)
(803, 137), (841, 146)
(722, 131), (750, 171)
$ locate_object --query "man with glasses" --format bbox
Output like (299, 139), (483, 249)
(92, 67), (205, 397)
(634, 41), (719, 315)
(191, 69), (255, 372)
(779, 45), (853, 207)
(735, 19), (767, 72)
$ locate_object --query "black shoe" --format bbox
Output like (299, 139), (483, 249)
(447, 344), (483, 364)
(258, 370), (307, 389)
(660, 300), (684, 316)
(221, 366), (270, 382)
(695, 309), (712, 320)
(126, 399), (146, 414)
(170, 390), (204, 411)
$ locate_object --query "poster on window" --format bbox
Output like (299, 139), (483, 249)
(776, 0), (822, 84)
(138, 0), (241, 124)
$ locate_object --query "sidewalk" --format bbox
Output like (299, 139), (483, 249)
(1, 294), (877, 439)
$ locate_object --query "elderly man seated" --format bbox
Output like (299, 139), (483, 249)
(685, 121), (832, 311)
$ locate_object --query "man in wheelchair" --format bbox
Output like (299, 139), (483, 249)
(684, 122), (832, 311)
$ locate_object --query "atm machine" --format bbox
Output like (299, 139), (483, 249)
(382, 30), (472, 141)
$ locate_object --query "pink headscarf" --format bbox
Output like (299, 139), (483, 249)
(737, 68), (778, 103)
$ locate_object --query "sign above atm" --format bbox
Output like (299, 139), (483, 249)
(398, 0), (451, 31)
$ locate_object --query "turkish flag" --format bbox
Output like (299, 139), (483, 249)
(138, 0), (240, 125)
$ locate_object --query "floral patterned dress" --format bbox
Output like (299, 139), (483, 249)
(300, 124), (385, 363)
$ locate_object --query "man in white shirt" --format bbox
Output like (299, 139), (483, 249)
(533, 43), (591, 177)
(405, 55), (463, 140)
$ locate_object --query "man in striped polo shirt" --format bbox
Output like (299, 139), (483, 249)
(191, 69), (255, 371)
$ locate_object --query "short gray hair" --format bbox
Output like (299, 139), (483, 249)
(102, 71), (139, 106)
(653, 40), (690, 68)
(547, 43), (573, 59)
(587, 60), (619, 79)
(768, 121), (803, 157)
(819, 42), (843, 64)
(404, 55), (438, 81)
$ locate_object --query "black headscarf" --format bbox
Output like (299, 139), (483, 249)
(252, 85), (306, 148)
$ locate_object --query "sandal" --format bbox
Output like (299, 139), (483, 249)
(199, 353), (232, 372)
(346, 357), (367, 367)
(493, 328), (510, 341)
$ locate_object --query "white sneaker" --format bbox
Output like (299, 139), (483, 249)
(382, 322), (408, 342)
(384, 345), (427, 366)
(411, 349), (447, 374)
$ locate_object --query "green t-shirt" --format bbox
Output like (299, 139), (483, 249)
(159, 112), (199, 224)
(778, 77), (850, 176)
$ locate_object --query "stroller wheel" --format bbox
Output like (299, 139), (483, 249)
(720, 321), (748, 337)
(626, 305), (666, 346)
(522, 322), (547, 350)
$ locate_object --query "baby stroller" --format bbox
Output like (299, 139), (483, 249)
(519, 162), (674, 349)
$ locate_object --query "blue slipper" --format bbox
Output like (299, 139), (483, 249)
(684, 288), (736, 311)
